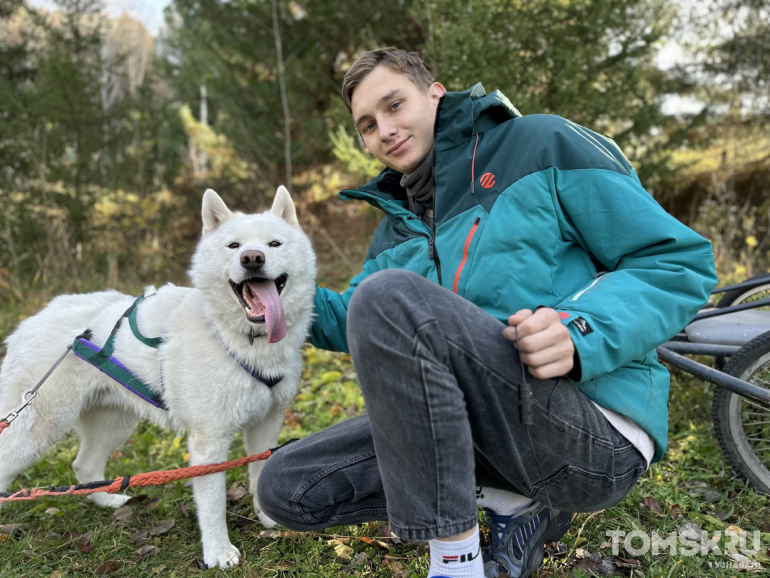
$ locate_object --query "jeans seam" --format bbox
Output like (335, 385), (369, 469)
(419, 356), (445, 533)
(292, 450), (377, 503)
(445, 338), (615, 448)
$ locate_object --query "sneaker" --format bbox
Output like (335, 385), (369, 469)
(482, 502), (573, 578)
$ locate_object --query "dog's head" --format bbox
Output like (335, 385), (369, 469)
(190, 187), (316, 344)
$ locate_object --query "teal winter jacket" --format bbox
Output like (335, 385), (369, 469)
(310, 84), (717, 463)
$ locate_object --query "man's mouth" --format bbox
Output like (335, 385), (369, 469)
(229, 274), (288, 343)
(388, 137), (410, 155)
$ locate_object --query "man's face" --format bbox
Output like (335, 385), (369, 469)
(351, 65), (445, 175)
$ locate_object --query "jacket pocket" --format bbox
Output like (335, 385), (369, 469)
(452, 216), (481, 294)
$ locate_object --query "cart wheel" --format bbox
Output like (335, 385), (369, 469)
(713, 331), (770, 494)
(714, 274), (770, 369)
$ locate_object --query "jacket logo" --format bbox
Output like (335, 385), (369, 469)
(479, 172), (495, 188)
(574, 317), (594, 336)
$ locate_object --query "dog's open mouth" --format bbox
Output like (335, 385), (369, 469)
(229, 273), (288, 343)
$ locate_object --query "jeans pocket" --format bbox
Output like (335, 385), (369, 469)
(532, 464), (643, 513)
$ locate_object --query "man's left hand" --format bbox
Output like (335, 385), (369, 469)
(503, 308), (575, 380)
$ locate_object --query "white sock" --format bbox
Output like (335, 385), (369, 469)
(428, 525), (483, 578)
(476, 486), (533, 516)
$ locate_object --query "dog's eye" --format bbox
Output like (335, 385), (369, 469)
(268, 241), (282, 248)
(228, 242), (240, 249)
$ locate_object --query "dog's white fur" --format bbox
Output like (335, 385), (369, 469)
(0, 187), (316, 568)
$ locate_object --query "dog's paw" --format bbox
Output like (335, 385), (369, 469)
(89, 493), (132, 508)
(253, 497), (277, 528)
(204, 543), (241, 569)
(257, 510), (278, 528)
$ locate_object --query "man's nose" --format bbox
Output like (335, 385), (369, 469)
(378, 119), (397, 141)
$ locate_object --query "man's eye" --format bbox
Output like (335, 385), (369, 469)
(228, 242), (240, 249)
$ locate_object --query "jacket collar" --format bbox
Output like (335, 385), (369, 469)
(340, 84), (521, 211)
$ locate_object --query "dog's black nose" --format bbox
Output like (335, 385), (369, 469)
(240, 250), (265, 270)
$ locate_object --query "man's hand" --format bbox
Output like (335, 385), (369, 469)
(503, 308), (575, 380)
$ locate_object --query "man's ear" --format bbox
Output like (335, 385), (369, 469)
(201, 189), (233, 235)
(430, 82), (446, 103)
(271, 185), (300, 228)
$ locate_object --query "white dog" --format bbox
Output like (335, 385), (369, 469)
(0, 187), (316, 568)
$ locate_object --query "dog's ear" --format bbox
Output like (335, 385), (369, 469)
(202, 189), (233, 235)
(271, 185), (300, 228)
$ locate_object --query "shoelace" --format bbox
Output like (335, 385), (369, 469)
(485, 509), (519, 553)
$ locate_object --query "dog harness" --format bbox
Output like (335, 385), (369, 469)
(71, 295), (284, 410)
(71, 295), (168, 410)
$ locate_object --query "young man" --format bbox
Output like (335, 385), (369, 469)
(258, 48), (716, 578)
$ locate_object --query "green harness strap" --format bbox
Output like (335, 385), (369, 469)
(71, 294), (167, 410)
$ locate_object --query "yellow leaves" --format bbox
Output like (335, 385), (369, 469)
(326, 538), (354, 559)
(179, 105), (254, 184)
(172, 436), (182, 449)
(746, 235), (758, 248)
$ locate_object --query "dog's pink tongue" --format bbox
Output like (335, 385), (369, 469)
(247, 280), (287, 343)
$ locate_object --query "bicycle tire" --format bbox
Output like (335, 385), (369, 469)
(713, 330), (770, 495)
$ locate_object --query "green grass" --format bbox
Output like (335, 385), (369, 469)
(2, 348), (770, 577)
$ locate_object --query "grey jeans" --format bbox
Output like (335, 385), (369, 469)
(258, 270), (646, 541)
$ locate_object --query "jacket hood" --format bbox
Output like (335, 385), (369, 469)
(340, 83), (521, 210)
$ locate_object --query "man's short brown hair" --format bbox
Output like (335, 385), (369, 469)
(341, 47), (434, 112)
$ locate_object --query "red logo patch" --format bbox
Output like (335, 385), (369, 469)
(480, 172), (495, 188)
(558, 311), (572, 321)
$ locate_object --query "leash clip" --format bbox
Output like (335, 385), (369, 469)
(5, 389), (36, 424)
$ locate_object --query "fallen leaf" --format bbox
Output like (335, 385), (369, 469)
(49, 572), (62, 578)
(643, 496), (662, 513)
(725, 525), (746, 538)
(575, 548), (588, 559)
(180, 502), (190, 517)
(226, 484), (247, 502)
(670, 504), (683, 519)
(76, 531), (94, 553)
(691, 487), (721, 502)
(113, 505), (133, 522)
(600, 541), (613, 549)
(389, 561), (403, 572)
(0, 535), (8, 544)
(149, 519), (176, 536)
(349, 551), (369, 568)
(358, 536), (389, 549)
(0, 523), (28, 535)
(334, 543), (354, 559)
(260, 527), (281, 539)
(94, 560), (120, 575)
(136, 544), (160, 559)
(152, 565), (167, 573)
(610, 555), (639, 568)
(21, 550), (35, 557)
(141, 498), (160, 513)
(327, 537), (351, 546)
(679, 521), (703, 542)
(45, 507), (60, 516)
(132, 530), (150, 544)
(728, 551), (761, 570)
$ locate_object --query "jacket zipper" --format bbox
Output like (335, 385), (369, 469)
(430, 96), (445, 286)
(452, 216), (481, 293)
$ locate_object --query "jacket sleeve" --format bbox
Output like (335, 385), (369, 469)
(308, 258), (381, 353)
(551, 167), (717, 382)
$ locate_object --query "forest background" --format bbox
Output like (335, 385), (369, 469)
(2, 0), (770, 576)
